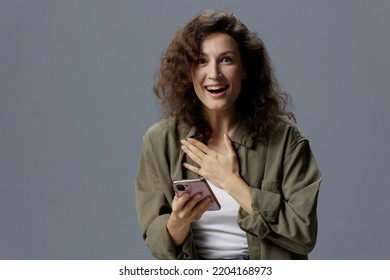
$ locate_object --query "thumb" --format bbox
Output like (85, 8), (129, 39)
(224, 133), (234, 153)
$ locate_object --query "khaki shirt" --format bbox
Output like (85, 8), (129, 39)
(135, 117), (322, 259)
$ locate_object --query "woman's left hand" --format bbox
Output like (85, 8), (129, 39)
(181, 134), (240, 190)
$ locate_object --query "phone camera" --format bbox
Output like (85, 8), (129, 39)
(176, 184), (185, 191)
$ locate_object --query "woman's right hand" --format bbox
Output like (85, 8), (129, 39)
(167, 192), (212, 246)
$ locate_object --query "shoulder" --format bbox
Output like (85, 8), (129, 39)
(268, 118), (308, 152)
(143, 118), (177, 139)
(142, 117), (190, 147)
(274, 118), (307, 140)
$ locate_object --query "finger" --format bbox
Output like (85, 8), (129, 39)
(181, 145), (203, 165)
(182, 162), (201, 175)
(172, 192), (190, 210)
(193, 196), (213, 215)
(185, 138), (213, 155)
(181, 140), (206, 165)
(224, 133), (235, 154)
(184, 192), (204, 211)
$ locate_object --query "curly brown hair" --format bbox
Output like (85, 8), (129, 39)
(154, 10), (294, 143)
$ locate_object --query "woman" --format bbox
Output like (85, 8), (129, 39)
(135, 10), (322, 260)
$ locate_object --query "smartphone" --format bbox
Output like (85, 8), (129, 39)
(172, 178), (221, 211)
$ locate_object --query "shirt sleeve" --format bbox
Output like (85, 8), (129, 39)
(237, 138), (322, 255)
(135, 132), (197, 259)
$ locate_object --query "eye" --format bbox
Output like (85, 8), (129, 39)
(221, 56), (233, 63)
(197, 58), (207, 65)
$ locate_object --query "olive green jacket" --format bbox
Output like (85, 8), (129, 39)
(135, 117), (322, 259)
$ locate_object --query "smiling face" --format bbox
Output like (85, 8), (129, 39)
(191, 32), (246, 118)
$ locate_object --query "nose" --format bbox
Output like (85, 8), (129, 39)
(208, 61), (221, 80)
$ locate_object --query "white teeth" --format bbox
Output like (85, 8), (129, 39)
(206, 85), (226, 90)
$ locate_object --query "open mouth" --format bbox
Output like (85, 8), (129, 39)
(205, 85), (229, 94)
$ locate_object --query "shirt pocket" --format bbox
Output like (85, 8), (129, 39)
(261, 179), (282, 194)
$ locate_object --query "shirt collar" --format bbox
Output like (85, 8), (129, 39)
(230, 122), (255, 148)
(181, 121), (254, 149)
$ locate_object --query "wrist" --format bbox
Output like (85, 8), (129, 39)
(167, 215), (191, 247)
(167, 214), (190, 230)
(223, 173), (246, 194)
(223, 174), (253, 214)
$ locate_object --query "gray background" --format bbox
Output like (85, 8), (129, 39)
(1, 0), (389, 260)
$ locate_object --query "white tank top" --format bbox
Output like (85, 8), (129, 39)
(191, 181), (249, 259)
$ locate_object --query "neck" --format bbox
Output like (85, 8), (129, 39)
(204, 109), (237, 139)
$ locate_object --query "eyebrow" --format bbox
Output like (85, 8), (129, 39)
(199, 50), (237, 57)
